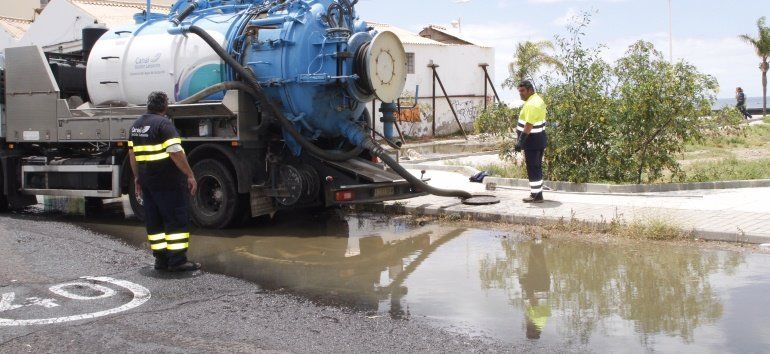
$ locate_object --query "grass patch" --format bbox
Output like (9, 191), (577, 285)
(621, 217), (694, 241)
(681, 157), (770, 182)
(536, 211), (692, 241)
(687, 122), (770, 151)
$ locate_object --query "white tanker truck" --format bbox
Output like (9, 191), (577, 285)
(0, 0), (495, 228)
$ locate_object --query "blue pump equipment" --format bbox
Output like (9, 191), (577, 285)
(129, 0), (498, 204)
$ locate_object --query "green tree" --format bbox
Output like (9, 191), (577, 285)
(502, 40), (561, 89)
(739, 16), (770, 117)
(611, 41), (717, 183)
(540, 13), (615, 183)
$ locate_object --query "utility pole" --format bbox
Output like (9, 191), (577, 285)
(668, 0), (674, 64)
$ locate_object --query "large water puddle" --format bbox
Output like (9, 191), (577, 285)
(32, 200), (770, 351)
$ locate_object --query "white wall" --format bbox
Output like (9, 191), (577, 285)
(16, 0), (95, 51)
(0, 30), (15, 53)
(371, 44), (495, 138)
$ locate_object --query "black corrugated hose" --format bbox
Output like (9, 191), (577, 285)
(183, 25), (472, 200)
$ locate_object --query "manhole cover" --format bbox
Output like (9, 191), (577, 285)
(462, 195), (501, 205)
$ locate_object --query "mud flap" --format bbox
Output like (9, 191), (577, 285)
(250, 185), (276, 218)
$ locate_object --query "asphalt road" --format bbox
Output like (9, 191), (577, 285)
(0, 212), (511, 353)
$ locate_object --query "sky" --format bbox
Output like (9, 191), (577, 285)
(356, 0), (768, 103)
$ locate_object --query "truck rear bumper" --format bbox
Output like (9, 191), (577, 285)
(325, 180), (426, 206)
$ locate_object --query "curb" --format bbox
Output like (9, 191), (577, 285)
(363, 202), (770, 245)
(485, 177), (770, 193)
(403, 163), (770, 193)
(402, 150), (500, 164)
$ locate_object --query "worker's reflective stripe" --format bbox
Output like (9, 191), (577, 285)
(132, 138), (182, 153)
(147, 233), (166, 242)
(165, 233), (190, 242)
(166, 242), (189, 251)
(516, 120), (546, 133)
(150, 242), (168, 250)
(135, 152), (170, 162)
(128, 141), (134, 147)
(530, 180), (544, 194)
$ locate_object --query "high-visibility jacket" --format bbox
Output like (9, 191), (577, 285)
(517, 93), (548, 150)
(129, 113), (185, 189)
(527, 304), (552, 331)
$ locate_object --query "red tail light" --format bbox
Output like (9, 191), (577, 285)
(335, 190), (356, 202)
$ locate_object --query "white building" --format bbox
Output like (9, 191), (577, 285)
(368, 23), (496, 138)
(16, 0), (170, 53)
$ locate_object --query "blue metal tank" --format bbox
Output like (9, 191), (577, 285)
(86, 0), (407, 152)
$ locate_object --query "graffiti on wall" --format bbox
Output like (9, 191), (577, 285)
(391, 98), (487, 138)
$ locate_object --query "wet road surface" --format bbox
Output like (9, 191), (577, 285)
(4, 199), (770, 352)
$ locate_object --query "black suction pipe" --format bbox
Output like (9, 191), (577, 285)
(183, 25), (472, 200)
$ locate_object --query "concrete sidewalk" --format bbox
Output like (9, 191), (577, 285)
(385, 169), (770, 244)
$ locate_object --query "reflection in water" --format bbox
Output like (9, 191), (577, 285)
(480, 237), (745, 346)
(79, 209), (465, 316)
(519, 241), (551, 340)
(55, 202), (770, 351)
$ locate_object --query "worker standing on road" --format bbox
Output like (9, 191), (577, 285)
(515, 80), (548, 203)
(128, 92), (201, 272)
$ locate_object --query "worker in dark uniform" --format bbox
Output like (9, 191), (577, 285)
(514, 80), (548, 203)
(128, 91), (200, 272)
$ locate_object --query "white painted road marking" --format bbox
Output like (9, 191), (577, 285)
(0, 293), (23, 312)
(49, 282), (117, 300)
(0, 277), (151, 326)
(0, 294), (59, 312)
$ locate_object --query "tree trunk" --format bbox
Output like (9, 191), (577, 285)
(763, 61), (768, 117)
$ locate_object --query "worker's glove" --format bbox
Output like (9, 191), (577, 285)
(515, 133), (528, 152)
(514, 138), (525, 152)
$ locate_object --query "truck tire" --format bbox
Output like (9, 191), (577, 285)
(191, 159), (240, 229)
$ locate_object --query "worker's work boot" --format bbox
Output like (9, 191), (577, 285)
(523, 193), (544, 204)
(168, 261), (201, 272)
(153, 252), (169, 271)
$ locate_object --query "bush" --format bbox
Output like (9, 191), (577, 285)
(474, 104), (520, 136)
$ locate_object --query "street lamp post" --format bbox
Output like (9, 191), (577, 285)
(668, 0), (674, 63)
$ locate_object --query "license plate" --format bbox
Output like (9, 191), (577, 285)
(373, 187), (395, 198)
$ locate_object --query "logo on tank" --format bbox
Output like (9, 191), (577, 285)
(132, 53), (164, 76)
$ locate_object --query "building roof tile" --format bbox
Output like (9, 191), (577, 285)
(68, 0), (170, 28)
(0, 16), (33, 39)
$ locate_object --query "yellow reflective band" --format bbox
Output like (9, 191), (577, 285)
(166, 242), (189, 251)
(132, 138), (182, 153)
(135, 152), (170, 162)
(128, 141), (134, 147)
(165, 233), (190, 241)
(150, 242), (168, 250)
(147, 233), (166, 241)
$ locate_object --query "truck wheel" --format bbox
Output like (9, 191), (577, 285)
(191, 159), (240, 229)
(127, 173), (145, 221)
